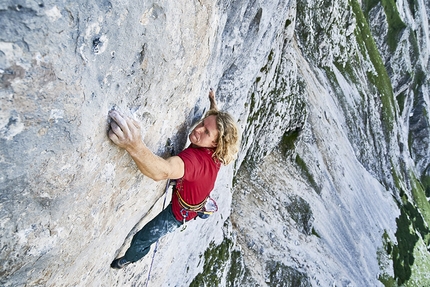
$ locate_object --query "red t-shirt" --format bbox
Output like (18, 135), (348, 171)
(171, 146), (221, 221)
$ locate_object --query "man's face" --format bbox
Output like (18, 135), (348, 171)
(189, 115), (219, 148)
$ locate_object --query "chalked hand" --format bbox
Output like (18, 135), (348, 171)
(108, 110), (142, 153)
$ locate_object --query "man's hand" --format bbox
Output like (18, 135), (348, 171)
(108, 110), (143, 153)
(108, 109), (185, 181)
(209, 88), (218, 111)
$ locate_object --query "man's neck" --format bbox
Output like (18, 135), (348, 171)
(190, 144), (214, 150)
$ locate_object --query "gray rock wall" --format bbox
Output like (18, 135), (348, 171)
(1, 0), (220, 285)
(1, 0), (302, 285)
(1, 0), (430, 286)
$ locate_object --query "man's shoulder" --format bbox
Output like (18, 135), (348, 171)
(180, 146), (213, 156)
(178, 146), (216, 164)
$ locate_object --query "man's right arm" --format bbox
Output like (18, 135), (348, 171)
(126, 143), (185, 181)
(108, 110), (185, 181)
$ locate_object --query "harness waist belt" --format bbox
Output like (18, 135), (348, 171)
(175, 189), (207, 212)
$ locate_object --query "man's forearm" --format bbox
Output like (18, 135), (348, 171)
(210, 99), (218, 110)
(126, 143), (171, 181)
(209, 89), (218, 110)
(126, 142), (184, 181)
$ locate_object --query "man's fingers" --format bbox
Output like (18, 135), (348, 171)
(108, 129), (119, 142)
(109, 110), (127, 127)
(110, 121), (123, 137)
(115, 116), (129, 131)
(109, 110), (140, 130)
(130, 117), (141, 129)
(109, 109), (124, 118)
(108, 110), (143, 149)
(108, 129), (118, 142)
(108, 110), (121, 122)
(109, 110), (131, 136)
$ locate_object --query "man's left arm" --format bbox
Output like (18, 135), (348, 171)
(209, 89), (218, 111)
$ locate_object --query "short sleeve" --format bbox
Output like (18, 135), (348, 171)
(177, 148), (203, 181)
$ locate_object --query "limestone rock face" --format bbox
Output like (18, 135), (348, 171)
(1, 0), (429, 286)
(1, 1), (220, 285)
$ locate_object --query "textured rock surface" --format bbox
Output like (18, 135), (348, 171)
(1, 0), (429, 286)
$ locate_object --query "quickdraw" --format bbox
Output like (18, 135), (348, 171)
(180, 208), (188, 232)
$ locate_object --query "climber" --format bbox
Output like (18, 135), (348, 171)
(108, 89), (240, 269)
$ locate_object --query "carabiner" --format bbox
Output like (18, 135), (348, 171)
(180, 209), (188, 232)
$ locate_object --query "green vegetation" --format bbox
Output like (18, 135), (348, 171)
(380, 0), (406, 52)
(393, 200), (418, 285)
(266, 261), (311, 286)
(377, 231), (396, 287)
(279, 129), (300, 155)
(260, 49), (275, 73)
(284, 19), (292, 29)
(377, 197), (418, 286)
(406, 0), (418, 15)
(295, 155), (320, 194)
(324, 1), (397, 139)
(350, 0), (396, 132)
(247, 92), (259, 126)
(190, 238), (245, 287)
(412, 69), (426, 93)
(311, 227), (321, 238)
(378, 178), (430, 286)
(408, 28), (420, 63)
(297, 1), (428, 285)
(227, 248), (243, 286)
(396, 92), (407, 115)
(284, 195), (313, 235)
(379, 272), (397, 287)
(362, 0), (406, 52)
(408, 236), (430, 287)
(409, 174), (430, 244)
(421, 175), (430, 198)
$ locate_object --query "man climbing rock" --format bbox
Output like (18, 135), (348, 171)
(108, 89), (240, 269)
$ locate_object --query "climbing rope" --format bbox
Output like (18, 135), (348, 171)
(145, 139), (174, 287)
(145, 178), (170, 286)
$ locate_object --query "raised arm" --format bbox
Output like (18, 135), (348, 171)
(209, 88), (218, 111)
(108, 110), (184, 181)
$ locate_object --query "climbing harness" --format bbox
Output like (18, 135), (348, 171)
(175, 186), (218, 230)
(176, 188), (206, 211)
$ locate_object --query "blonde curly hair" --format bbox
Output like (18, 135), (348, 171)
(203, 109), (240, 165)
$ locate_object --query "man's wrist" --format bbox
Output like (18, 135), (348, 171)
(126, 141), (147, 157)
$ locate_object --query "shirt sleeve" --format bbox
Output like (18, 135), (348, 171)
(177, 148), (203, 182)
